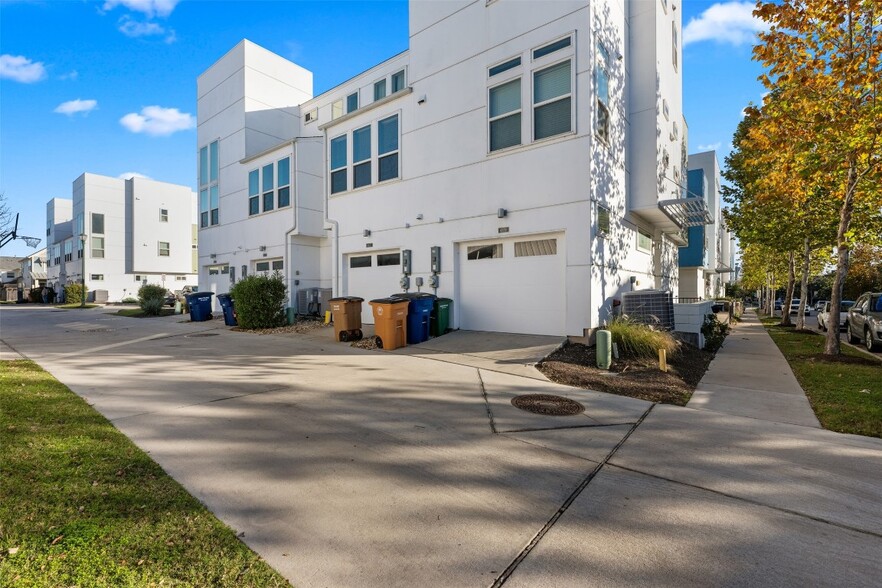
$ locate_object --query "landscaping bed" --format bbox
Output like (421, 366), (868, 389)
(231, 317), (331, 335)
(538, 341), (714, 406)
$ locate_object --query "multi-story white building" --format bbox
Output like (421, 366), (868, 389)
(197, 0), (708, 337)
(45, 173), (198, 302)
(680, 150), (734, 300)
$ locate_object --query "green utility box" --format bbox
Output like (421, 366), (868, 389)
(431, 297), (453, 337)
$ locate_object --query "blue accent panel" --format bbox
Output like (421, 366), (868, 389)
(679, 226), (706, 267)
(687, 169), (706, 199)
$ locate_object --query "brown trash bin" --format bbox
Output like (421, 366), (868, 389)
(329, 296), (364, 342)
(369, 297), (409, 350)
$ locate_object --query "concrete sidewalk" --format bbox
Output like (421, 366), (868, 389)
(688, 310), (821, 427)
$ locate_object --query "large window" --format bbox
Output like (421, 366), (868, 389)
(91, 213), (104, 235)
(330, 114), (399, 194)
(489, 79), (521, 151)
(378, 115), (399, 182)
(262, 162), (274, 212)
(199, 140), (219, 228)
(278, 157), (290, 207)
(353, 125), (371, 189)
(91, 236), (105, 258)
(330, 135), (348, 194)
(533, 60), (572, 140)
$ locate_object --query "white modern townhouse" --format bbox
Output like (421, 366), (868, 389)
(197, 0), (710, 337)
(680, 150), (735, 300)
(45, 173), (198, 302)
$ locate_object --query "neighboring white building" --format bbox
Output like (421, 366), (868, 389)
(197, 0), (706, 337)
(680, 150), (734, 300)
(45, 173), (198, 302)
(19, 247), (48, 292)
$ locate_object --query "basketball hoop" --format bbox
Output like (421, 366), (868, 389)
(21, 236), (41, 248)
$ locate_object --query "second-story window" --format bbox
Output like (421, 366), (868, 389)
(199, 140), (219, 228)
(330, 135), (348, 194)
(248, 169), (259, 216)
(262, 162), (274, 212)
(277, 157), (290, 207)
(160, 208), (168, 222)
(353, 125), (371, 189)
(489, 79), (521, 151)
(158, 241), (170, 256)
(533, 59), (572, 140)
(378, 114), (399, 182)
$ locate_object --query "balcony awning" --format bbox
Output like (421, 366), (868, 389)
(658, 197), (713, 229)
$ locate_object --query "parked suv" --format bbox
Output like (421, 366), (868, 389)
(847, 292), (882, 351)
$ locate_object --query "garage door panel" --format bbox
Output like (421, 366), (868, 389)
(459, 234), (564, 336)
(345, 251), (401, 325)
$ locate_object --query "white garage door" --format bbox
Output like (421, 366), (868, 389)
(345, 250), (402, 325)
(457, 233), (565, 336)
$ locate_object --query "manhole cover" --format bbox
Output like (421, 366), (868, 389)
(511, 394), (584, 416)
(185, 333), (219, 338)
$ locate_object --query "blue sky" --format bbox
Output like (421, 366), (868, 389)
(1, 0), (766, 258)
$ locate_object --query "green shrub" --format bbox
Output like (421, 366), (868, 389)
(65, 283), (87, 304)
(607, 316), (679, 360)
(121, 296), (138, 304)
(702, 314), (729, 352)
(229, 273), (287, 329)
(138, 284), (167, 316)
(28, 289), (42, 303)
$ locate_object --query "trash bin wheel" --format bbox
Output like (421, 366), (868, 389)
(340, 331), (350, 342)
(375, 336), (383, 349)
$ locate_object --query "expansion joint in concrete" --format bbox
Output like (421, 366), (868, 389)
(477, 369), (498, 434)
(490, 403), (656, 587)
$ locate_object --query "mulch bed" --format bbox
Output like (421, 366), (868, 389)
(231, 318), (332, 335)
(537, 342), (714, 406)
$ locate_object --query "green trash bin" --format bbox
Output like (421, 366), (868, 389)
(431, 297), (452, 337)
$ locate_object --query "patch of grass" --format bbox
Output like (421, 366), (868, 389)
(116, 307), (177, 318)
(0, 360), (291, 587)
(55, 303), (100, 309)
(759, 315), (882, 438)
(607, 316), (679, 360)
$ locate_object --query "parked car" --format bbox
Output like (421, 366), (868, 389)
(818, 300), (855, 332)
(164, 290), (177, 307)
(790, 298), (810, 315)
(846, 292), (882, 351)
(814, 300), (827, 312)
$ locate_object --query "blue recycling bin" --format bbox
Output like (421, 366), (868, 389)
(186, 291), (214, 322)
(392, 293), (435, 344)
(217, 293), (237, 326)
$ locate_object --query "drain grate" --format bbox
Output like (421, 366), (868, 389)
(185, 333), (219, 338)
(511, 394), (584, 416)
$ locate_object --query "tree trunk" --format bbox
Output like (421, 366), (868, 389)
(796, 237), (810, 330)
(780, 252), (795, 326)
(824, 163), (858, 355)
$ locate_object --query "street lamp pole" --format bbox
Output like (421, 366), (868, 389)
(79, 233), (87, 308)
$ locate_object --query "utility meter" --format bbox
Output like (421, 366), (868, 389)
(428, 274), (439, 288)
(402, 249), (412, 275)
(400, 275), (410, 290)
(430, 246), (441, 273)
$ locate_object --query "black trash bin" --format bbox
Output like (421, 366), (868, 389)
(217, 293), (237, 326)
(186, 292), (214, 322)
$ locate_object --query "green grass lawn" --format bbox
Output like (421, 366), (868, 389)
(0, 360), (291, 587)
(115, 307), (178, 318)
(759, 315), (882, 438)
(55, 303), (100, 309)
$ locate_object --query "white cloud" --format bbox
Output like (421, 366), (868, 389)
(683, 2), (769, 47)
(697, 142), (722, 152)
(0, 54), (47, 83)
(118, 172), (152, 180)
(102, 0), (179, 18)
(54, 99), (98, 116)
(59, 70), (79, 81)
(118, 16), (166, 38)
(120, 105), (194, 136)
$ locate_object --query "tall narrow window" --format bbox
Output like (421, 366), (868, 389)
(533, 60), (572, 140)
(346, 92), (359, 113)
(489, 78), (521, 151)
(596, 43), (610, 143)
(597, 204), (610, 237)
(199, 140), (219, 227)
(391, 69), (406, 93)
(160, 208), (168, 222)
(277, 157), (290, 207)
(672, 22), (678, 71)
(158, 241), (170, 256)
(248, 169), (259, 215)
(330, 135), (347, 194)
(352, 126), (372, 189)
(91, 236), (105, 258)
(262, 163), (274, 212)
(378, 115), (399, 182)
(374, 79), (387, 101)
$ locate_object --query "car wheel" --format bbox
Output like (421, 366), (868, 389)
(866, 328), (880, 352)
(848, 323), (860, 344)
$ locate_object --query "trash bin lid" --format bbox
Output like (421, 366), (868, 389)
(391, 292), (436, 300)
(370, 297), (408, 304)
(329, 296), (364, 303)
